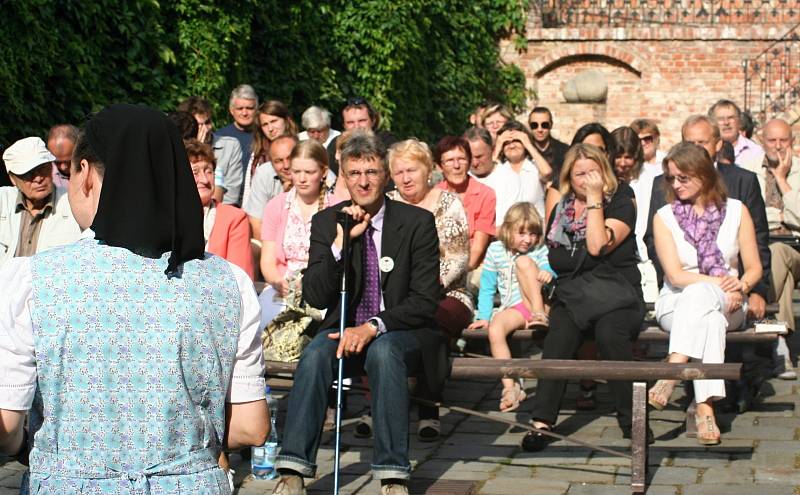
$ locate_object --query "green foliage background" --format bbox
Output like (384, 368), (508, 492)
(0, 0), (527, 145)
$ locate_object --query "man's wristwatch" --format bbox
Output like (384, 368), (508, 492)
(366, 318), (384, 337)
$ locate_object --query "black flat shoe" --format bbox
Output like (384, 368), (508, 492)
(521, 425), (553, 452)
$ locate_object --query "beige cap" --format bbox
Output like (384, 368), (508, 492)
(3, 137), (56, 175)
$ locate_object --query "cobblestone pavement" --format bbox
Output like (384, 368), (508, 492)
(2, 339), (798, 495)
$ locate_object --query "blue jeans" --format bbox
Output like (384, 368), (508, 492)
(275, 329), (421, 480)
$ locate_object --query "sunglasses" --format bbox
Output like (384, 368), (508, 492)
(664, 174), (692, 185)
(345, 97), (368, 107)
(639, 135), (655, 144)
(528, 121), (551, 130)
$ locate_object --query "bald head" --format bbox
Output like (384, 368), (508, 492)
(763, 118), (793, 163)
(47, 124), (78, 177)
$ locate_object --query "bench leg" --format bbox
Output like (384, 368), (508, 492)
(631, 381), (647, 493)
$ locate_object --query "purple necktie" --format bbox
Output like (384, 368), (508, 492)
(355, 224), (380, 325)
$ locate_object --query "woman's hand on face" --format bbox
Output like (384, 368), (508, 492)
(467, 320), (488, 330)
(725, 290), (744, 313)
(537, 270), (553, 284)
(493, 133), (509, 161)
(717, 275), (742, 293)
(515, 130), (534, 152)
(584, 170), (605, 200)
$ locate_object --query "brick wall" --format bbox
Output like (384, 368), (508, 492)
(502, 22), (799, 151)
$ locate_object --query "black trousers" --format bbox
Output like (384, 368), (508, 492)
(529, 301), (645, 429)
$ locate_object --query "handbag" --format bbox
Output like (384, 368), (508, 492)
(554, 244), (641, 329)
(261, 273), (323, 362)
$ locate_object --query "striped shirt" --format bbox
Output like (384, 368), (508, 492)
(476, 241), (555, 321)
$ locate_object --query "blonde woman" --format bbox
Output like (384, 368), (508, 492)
(387, 138), (473, 439)
(258, 140), (333, 328)
(524, 143), (645, 451)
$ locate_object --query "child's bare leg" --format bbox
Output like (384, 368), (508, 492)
(516, 256), (545, 316)
(488, 309), (526, 391)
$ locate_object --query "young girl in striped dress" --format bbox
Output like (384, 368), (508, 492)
(468, 202), (556, 411)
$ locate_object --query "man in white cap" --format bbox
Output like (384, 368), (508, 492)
(0, 137), (81, 267)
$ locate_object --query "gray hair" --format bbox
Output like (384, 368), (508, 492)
(707, 99), (742, 124)
(47, 124), (79, 143)
(301, 106), (332, 130)
(681, 114), (721, 142)
(228, 84), (259, 108)
(463, 126), (492, 148)
(339, 130), (387, 172)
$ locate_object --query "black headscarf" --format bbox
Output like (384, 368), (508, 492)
(87, 103), (204, 276)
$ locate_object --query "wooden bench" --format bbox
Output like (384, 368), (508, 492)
(459, 325), (780, 343)
(265, 358), (740, 494)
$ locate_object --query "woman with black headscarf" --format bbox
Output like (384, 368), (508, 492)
(0, 104), (268, 493)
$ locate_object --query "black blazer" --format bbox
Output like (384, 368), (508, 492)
(643, 163), (771, 299)
(302, 198), (449, 394)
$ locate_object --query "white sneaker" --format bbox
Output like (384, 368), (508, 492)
(776, 369), (797, 380)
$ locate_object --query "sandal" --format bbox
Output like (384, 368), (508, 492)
(354, 414), (373, 438)
(695, 414), (721, 446)
(417, 419), (441, 441)
(648, 379), (677, 411)
(527, 311), (549, 329)
(500, 382), (527, 412)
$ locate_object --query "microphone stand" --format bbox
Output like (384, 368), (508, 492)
(333, 211), (352, 495)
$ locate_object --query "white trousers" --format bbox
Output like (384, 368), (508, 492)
(655, 282), (746, 403)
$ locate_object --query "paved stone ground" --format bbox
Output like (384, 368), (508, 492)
(1, 328), (798, 494)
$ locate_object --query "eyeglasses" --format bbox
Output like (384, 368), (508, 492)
(528, 121), (551, 130)
(345, 168), (384, 182)
(639, 135), (655, 144)
(442, 157), (469, 167)
(664, 174), (692, 185)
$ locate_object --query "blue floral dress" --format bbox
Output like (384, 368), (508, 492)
(25, 239), (241, 494)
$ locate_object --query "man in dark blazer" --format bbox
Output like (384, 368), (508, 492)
(644, 114), (772, 411)
(273, 131), (442, 495)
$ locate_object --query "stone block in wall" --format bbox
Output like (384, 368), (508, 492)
(562, 70), (608, 103)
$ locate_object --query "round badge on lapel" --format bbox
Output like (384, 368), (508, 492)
(379, 256), (394, 273)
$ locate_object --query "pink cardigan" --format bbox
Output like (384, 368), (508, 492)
(207, 203), (255, 280)
(261, 190), (339, 277)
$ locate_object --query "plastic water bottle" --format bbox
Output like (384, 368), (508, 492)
(252, 385), (279, 480)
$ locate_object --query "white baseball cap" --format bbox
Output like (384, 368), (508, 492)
(3, 137), (56, 175)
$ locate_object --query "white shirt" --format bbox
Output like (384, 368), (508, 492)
(298, 129), (341, 149)
(483, 159), (546, 225)
(629, 166), (659, 261)
(657, 198), (743, 296)
(0, 255), (266, 410)
(642, 150), (666, 178)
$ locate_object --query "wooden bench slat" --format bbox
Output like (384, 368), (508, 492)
(265, 358), (740, 381)
(460, 326), (779, 343)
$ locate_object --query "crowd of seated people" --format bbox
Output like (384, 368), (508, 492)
(1, 87), (797, 495)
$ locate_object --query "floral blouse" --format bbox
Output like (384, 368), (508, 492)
(389, 190), (473, 312)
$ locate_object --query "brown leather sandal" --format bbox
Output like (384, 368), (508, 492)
(695, 414), (721, 446)
(500, 382), (527, 412)
(648, 379), (677, 410)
